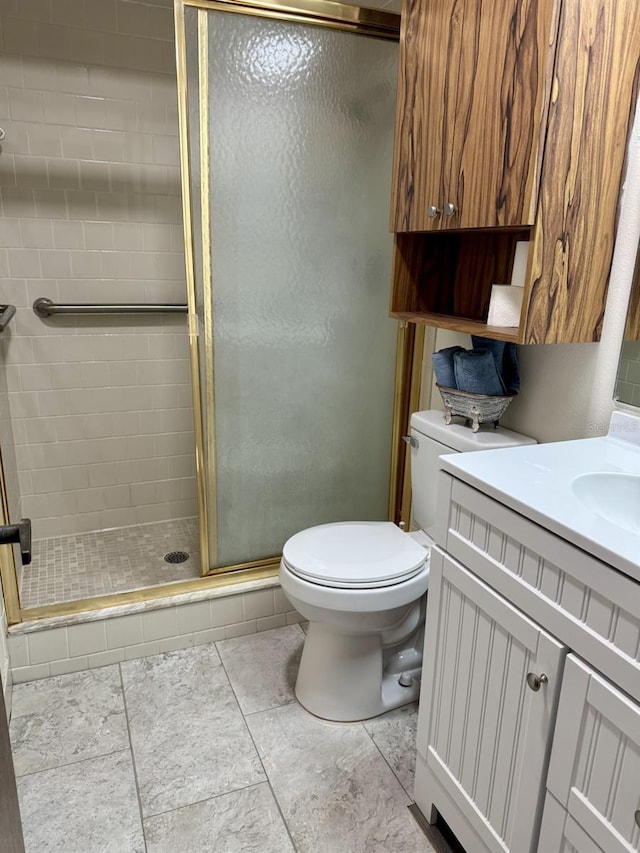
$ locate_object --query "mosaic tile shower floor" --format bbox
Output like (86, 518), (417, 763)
(19, 518), (201, 609)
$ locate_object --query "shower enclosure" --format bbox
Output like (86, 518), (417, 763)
(0, 0), (420, 625)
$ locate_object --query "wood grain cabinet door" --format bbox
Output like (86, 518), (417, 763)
(391, 0), (559, 232)
(391, 0), (460, 232)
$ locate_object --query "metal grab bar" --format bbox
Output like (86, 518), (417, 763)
(0, 305), (16, 331)
(33, 298), (188, 318)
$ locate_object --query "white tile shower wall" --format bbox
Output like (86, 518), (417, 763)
(8, 583), (304, 683)
(0, 0), (196, 538)
(617, 341), (640, 407)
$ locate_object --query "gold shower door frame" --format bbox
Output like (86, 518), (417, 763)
(174, 0), (421, 577)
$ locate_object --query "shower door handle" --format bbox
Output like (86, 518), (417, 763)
(0, 519), (32, 565)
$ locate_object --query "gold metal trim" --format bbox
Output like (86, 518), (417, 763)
(388, 323), (408, 521)
(388, 322), (423, 524)
(197, 8), (219, 568)
(18, 563), (279, 624)
(399, 324), (425, 529)
(180, 0), (400, 39)
(175, 0), (211, 576)
(206, 555), (281, 575)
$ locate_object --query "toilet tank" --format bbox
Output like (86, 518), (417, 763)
(409, 409), (536, 538)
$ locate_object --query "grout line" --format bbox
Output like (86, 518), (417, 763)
(361, 706), (418, 801)
(214, 636), (300, 852)
(118, 661), (149, 853)
(143, 779), (268, 822)
(14, 746), (132, 781)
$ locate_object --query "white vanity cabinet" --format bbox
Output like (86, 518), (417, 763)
(415, 470), (640, 853)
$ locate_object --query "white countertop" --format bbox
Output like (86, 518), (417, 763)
(439, 413), (640, 582)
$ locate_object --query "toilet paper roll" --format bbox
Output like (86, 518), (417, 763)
(510, 241), (529, 287)
(487, 284), (524, 327)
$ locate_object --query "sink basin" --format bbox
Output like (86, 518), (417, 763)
(571, 472), (640, 534)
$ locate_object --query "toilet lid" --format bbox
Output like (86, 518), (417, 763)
(282, 522), (428, 588)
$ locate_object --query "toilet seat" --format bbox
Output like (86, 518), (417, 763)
(282, 521), (428, 589)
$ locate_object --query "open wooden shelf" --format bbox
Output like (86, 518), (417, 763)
(391, 312), (521, 343)
(390, 230), (529, 343)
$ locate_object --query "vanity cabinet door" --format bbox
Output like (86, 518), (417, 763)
(391, 0), (558, 232)
(546, 655), (640, 853)
(415, 548), (565, 853)
(538, 792), (608, 853)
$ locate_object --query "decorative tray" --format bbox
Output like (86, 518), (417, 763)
(436, 384), (516, 432)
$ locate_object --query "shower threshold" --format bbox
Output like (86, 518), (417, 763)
(19, 518), (201, 610)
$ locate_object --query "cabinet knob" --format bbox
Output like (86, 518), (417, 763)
(427, 205), (441, 219)
(526, 672), (548, 692)
(444, 202), (457, 216)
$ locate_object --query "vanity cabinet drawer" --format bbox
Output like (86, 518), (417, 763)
(436, 474), (640, 702)
(546, 655), (640, 853)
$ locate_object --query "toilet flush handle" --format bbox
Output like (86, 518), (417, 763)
(402, 435), (418, 449)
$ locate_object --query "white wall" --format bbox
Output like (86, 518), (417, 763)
(429, 100), (640, 444)
(0, 0), (196, 539)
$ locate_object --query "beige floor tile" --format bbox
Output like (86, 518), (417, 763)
(216, 624), (304, 714)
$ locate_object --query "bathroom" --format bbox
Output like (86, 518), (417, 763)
(1, 0), (639, 850)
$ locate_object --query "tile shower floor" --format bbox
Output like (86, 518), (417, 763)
(19, 518), (201, 609)
(9, 624), (436, 853)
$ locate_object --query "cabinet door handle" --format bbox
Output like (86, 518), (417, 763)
(526, 672), (548, 692)
(444, 202), (457, 216)
(427, 205), (441, 219)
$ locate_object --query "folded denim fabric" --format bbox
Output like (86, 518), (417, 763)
(502, 343), (520, 393)
(454, 349), (506, 395)
(471, 335), (520, 394)
(431, 346), (464, 389)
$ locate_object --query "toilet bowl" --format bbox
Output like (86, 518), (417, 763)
(280, 409), (536, 722)
(280, 521), (429, 722)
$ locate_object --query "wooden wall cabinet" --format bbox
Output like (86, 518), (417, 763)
(390, 0), (640, 343)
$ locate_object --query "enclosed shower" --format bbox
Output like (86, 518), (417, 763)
(0, 0), (412, 624)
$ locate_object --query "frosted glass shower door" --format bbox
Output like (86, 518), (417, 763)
(184, 5), (401, 569)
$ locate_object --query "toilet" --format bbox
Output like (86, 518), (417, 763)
(279, 409), (535, 722)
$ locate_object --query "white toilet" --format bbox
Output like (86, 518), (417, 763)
(279, 409), (535, 722)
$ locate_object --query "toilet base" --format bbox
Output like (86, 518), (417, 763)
(294, 620), (422, 722)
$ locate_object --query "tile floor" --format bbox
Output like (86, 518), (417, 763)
(20, 518), (201, 609)
(9, 624), (435, 852)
